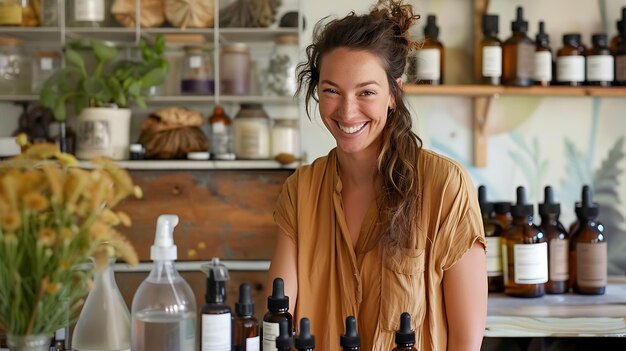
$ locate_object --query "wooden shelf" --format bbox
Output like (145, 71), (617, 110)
(404, 84), (626, 97)
(77, 159), (298, 170)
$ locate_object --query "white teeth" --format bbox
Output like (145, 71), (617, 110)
(338, 122), (366, 134)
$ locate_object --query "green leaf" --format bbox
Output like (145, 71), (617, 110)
(107, 77), (127, 107)
(92, 40), (117, 63)
(135, 95), (146, 109)
(140, 67), (167, 88)
(53, 99), (67, 121)
(82, 77), (106, 96)
(128, 81), (141, 96)
(39, 87), (55, 108)
(65, 49), (86, 75)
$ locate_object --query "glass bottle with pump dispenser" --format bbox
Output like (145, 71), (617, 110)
(479, 186), (504, 293)
(200, 258), (232, 351)
(533, 21), (553, 86)
(586, 34), (614, 86)
(538, 186), (569, 294)
(234, 283), (260, 351)
(263, 278), (293, 351)
(411, 15), (444, 85)
(295, 318), (315, 351)
(340, 316), (360, 351)
(131, 215), (197, 351)
(502, 7), (534, 87)
(392, 313), (417, 351)
(570, 185), (607, 295)
(480, 14), (502, 85)
(502, 186), (548, 298)
(557, 34), (586, 86)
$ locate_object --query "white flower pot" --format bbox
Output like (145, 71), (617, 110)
(76, 107), (132, 160)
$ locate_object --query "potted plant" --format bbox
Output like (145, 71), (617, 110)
(39, 35), (168, 160)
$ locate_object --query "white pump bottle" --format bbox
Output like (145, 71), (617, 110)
(130, 215), (197, 351)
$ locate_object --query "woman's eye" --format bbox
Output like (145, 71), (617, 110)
(361, 90), (376, 96)
(323, 88), (338, 94)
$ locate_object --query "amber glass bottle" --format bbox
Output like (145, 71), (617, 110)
(392, 313), (417, 351)
(502, 186), (547, 298)
(570, 185), (607, 295)
(295, 318), (315, 351)
(263, 278), (293, 351)
(275, 319), (293, 351)
(538, 186), (569, 294)
(556, 34), (585, 86)
(493, 202), (513, 230)
(234, 283), (259, 351)
(502, 7), (534, 87)
(614, 21), (626, 86)
(610, 8), (625, 54)
(413, 15), (444, 85)
(479, 186), (503, 292)
(533, 21), (553, 86)
(586, 34), (614, 86)
(480, 14), (502, 85)
(340, 316), (360, 351)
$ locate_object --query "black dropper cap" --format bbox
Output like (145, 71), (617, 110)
(482, 14), (499, 36)
(563, 33), (582, 46)
(275, 319), (293, 350)
(295, 318), (315, 350)
(618, 7), (626, 34)
(268, 277), (289, 312)
(424, 15), (439, 39)
(538, 186), (560, 216)
(511, 7), (528, 33)
(493, 201), (512, 214)
(478, 185), (494, 215)
(203, 258), (229, 304)
(235, 283), (254, 317)
(395, 312), (416, 347)
(592, 33), (608, 48)
(535, 21), (549, 46)
(340, 316), (360, 349)
(575, 185), (599, 220)
(510, 186), (534, 217)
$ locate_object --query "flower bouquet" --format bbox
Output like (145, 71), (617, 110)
(0, 136), (141, 345)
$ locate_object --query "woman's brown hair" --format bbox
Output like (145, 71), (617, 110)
(296, 0), (423, 254)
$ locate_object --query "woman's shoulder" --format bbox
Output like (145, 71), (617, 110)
(418, 148), (469, 180)
(287, 149), (336, 184)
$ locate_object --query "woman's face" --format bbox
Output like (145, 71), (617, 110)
(318, 48), (395, 157)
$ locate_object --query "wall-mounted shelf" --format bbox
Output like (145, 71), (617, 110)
(404, 84), (626, 97)
(78, 159), (298, 170)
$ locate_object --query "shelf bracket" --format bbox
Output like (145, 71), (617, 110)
(472, 95), (493, 168)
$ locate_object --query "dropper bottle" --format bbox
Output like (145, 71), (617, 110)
(538, 186), (569, 294)
(533, 21), (553, 86)
(200, 257), (232, 351)
(340, 316), (360, 351)
(262, 278), (293, 351)
(275, 319), (293, 351)
(610, 7), (626, 54)
(131, 215), (197, 351)
(295, 318), (315, 351)
(478, 185), (503, 293)
(392, 313), (417, 351)
(503, 6), (534, 86)
(412, 15), (444, 85)
(234, 283), (260, 350)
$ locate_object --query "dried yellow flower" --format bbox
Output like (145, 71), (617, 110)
(1, 211), (21, 231)
(100, 209), (121, 226)
(37, 227), (56, 247)
(15, 133), (28, 147)
(187, 249), (197, 258)
(117, 211), (132, 227)
(89, 221), (110, 241)
(197, 242), (206, 249)
(45, 282), (61, 295)
(60, 227), (73, 241)
(42, 164), (64, 203)
(23, 192), (49, 212)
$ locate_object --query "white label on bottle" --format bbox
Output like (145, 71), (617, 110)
(262, 321), (280, 351)
(190, 56), (202, 69)
(246, 336), (260, 351)
(41, 57), (53, 71)
(586, 55), (614, 82)
(513, 242), (548, 284)
(415, 48), (441, 80)
(201, 313), (231, 351)
(482, 46), (502, 77)
(212, 121), (226, 134)
(486, 236), (503, 276)
(74, 0), (105, 21)
(234, 119), (270, 159)
(576, 242), (607, 288)
(533, 51), (552, 82)
(556, 56), (585, 82)
(616, 55), (626, 81)
(549, 239), (569, 281)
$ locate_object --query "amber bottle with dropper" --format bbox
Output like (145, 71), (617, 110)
(586, 34), (614, 86)
(616, 20), (626, 86)
(233, 283), (259, 350)
(533, 21), (553, 86)
(340, 316), (360, 351)
(414, 15), (444, 85)
(262, 278), (293, 351)
(275, 319), (293, 351)
(556, 34), (585, 86)
(502, 7), (534, 86)
(538, 186), (569, 294)
(569, 185), (607, 295)
(610, 7), (626, 54)
(480, 14), (502, 85)
(479, 186), (503, 293)
(392, 313), (417, 351)
(295, 318), (315, 351)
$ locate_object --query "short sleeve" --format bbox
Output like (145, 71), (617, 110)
(273, 170), (298, 244)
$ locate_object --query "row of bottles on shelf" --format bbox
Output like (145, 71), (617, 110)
(480, 184), (606, 298)
(408, 7), (626, 87)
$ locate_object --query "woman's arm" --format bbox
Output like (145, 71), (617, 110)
(267, 230), (298, 313)
(443, 241), (487, 351)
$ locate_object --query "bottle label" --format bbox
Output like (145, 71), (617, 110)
(485, 236), (503, 276)
(513, 242), (548, 284)
(516, 42), (535, 80)
(0, 4), (22, 25)
(549, 238), (569, 281)
(586, 55), (614, 82)
(576, 242), (607, 288)
(482, 46), (502, 77)
(616, 55), (626, 81)
(415, 48), (441, 81)
(190, 56), (203, 69)
(556, 56), (585, 82)
(202, 313), (232, 351)
(234, 120), (270, 158)
(74, 0), (105, 21)
(212, 121), (226, 134)
(246, 336), (260, 351)
(262, 321), (280, 351)
(533, 51), (552, 82)
(502, 242), (509, 282)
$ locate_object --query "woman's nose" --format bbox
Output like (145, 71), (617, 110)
(339, 97), (358, 119)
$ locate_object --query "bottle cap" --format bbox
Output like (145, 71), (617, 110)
(591, 33), (608, 48)
(478, 185), (494, 215)
(395, 312), (416, 346)
(187, 151), (210, 160)
(268, 277), (289, 312)
(493, 201), (512, 214)
(575, 185), (599, 219)
(201, 257), (230, 304)
(563, 33), (582, 46)
(129, 143), (144, 153)
(538, 186), (560, 216)
(150, 214), (179, 260)
(535, 21), (549, 45)
(340, 316), (360, 348)
(510, 186), (534, 217)
(275, 319), (293, 350)
(235, 283), (254, 317)
(424, 15), (439, 39)
(482, 14), (499, 36)
(511, 7), (528, 33)
(295, 318), (315, 350)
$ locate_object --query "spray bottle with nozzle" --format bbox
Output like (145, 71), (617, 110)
(131, 215), (197, 351)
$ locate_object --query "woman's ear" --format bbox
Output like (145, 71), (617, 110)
(396, 77), (403, 88)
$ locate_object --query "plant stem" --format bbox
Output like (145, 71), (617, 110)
(26, 277), (48, 335)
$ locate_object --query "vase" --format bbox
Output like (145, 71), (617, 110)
(6, 333), (51, 351)
(75, 107), (132, 161)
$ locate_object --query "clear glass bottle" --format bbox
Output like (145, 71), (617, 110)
(72, 256), (131, 351)
(31, 50), (60, 93)
(556, 34), (586, 86)
(208, 105), (235, 160)
(266, 34), (299, 96)
(533, 21), (553, 86)
(538, 186), (569, 294)
(480, 14), (502, 85)
(220, 43), (251, 95)
(0, 0), (39, 26)
(0, 37), (25, 94)
(502, 7), (534, 87)
(40, 0), (59, 26)
(181, 45), (214, 95)
(67, 0), (108, 28)
(233, 103), (271, 159)
(586, 34), (614, 86)
(411, 15), (444, 85)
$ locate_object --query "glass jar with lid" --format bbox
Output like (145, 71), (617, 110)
(31, 50), (61, 93)
(67, 0), (110, 27)
(181, 44), (214, 95)
(220, 43), (250, 95)
(0, 0), (39, 26)
(271, 118), (299, 158)
(233, 103), (271, 159)
(266, 34), (299, 96)
(0, 37), (24, 94)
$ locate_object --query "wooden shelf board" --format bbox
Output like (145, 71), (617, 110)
(404, 84), (626, 97)
(77, 159), (298, 170)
